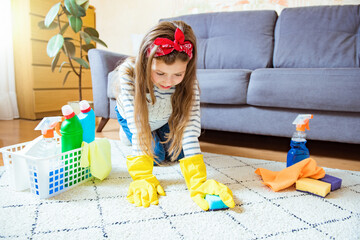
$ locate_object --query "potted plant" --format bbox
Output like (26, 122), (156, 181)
(39, 0), (107, 112)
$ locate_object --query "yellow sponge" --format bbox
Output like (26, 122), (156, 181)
(296, 178), (331, 197)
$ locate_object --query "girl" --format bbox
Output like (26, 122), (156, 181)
(114, 20), (235, 211)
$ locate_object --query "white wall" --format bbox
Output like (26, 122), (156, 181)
(91, 0), (360, 55)
(91, 0), (177, 55)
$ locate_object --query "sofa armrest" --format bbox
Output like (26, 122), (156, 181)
(88, 49), (128, 118)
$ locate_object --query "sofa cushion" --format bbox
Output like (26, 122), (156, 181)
(161, 10), (277, 70)
(108, 68), (252, 105)
(247, 68), (360, 112)
(274, 5), (360, 68)
(198, 69), (251, 105)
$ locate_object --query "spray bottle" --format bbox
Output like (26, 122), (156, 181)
(11, 117), (62, 192)
(25, 117), (62, 157)
(287, 114), (313, 167)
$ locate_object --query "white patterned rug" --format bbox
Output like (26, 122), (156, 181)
(0, 139), (359, 240)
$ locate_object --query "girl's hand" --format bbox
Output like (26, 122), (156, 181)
(179, 154), (235, 211)
(127, 176), (166, 207)
(126, 155), (166, 208)
(190, 179), (234, 211)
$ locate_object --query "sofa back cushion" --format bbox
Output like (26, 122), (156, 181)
(161, 11), (277, 70)
(274, 5), (360, 68)
(197, 69), (251, 104)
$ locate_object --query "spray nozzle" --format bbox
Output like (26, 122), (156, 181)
(292, 114), (313, 132)
(35, 117), (63, 138)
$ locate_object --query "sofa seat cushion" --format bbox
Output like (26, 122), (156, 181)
(198, 69), (251, 105)
(247, 68), (360, 112)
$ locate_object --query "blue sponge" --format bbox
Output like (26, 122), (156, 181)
(205, 194), (229, 211)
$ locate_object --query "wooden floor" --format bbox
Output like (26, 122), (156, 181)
(1, 119), (359, 170)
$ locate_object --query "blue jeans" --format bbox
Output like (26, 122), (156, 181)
(115, 106), (184, 164)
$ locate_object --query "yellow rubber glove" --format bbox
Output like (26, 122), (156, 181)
(126, 155), (165, 207)
(179, 154), (235, 211)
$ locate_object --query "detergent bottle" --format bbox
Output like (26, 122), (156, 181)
(287, 114), (313, 167)
(60, 105), (83, 153)
(78, 100), (95, 143)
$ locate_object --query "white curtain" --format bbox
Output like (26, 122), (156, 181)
(0, 0), (19, 120)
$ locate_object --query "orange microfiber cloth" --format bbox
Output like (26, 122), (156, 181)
(255, 158), (325, 192)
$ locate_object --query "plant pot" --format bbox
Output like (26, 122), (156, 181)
(68, 100), (94, 115)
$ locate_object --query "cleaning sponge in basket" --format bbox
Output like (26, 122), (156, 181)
(296, 178), (331, 197)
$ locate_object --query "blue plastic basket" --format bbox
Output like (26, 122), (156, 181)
(0, 137), (92, 199)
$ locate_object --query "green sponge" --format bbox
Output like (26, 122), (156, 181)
(205, 194), (229, 211)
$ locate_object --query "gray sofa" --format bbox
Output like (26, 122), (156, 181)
(88, 5), (360, 144)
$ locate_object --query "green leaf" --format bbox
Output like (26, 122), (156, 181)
(60, 22), (69, 35)
(81, 1), (90, 11)
(77, 5), (86, 17)
(64, 40), (76, 57)
(84, 27), (99, 38)
(64, 0), (85, 17)
(64, 0), (76, 15)
(59, 61), (69, 72)
(82, 43), (95, 52)
(63, 71), (72, 86)
(68, 16), (82, 33)
(64, 37), (74, 41)
(47, 34), (64, 57)
(45, 2), (61, 27)
(61, 5), (71, 15)
(91, 37), (108, 48)
(51, 51), (61, 72)
(76, 0), (88, 5)
(38, 20), (58, 30)
(72, 57), (89, 68)
(85, 55), (89, 62)
(79, 31), (91, 44)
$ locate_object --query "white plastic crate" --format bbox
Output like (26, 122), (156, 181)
(0, 137), (92, 199)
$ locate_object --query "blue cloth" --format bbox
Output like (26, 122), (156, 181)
(115, 106), (184, 164)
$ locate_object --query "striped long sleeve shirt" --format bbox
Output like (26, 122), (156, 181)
(115, 59), (201, 158)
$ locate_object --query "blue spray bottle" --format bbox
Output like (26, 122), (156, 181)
(287, 114), (313, 167)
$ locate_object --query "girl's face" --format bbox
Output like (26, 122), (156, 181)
(151, 58), (188, 90)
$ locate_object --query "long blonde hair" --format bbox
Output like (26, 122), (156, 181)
(133, 21), (198, 161)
